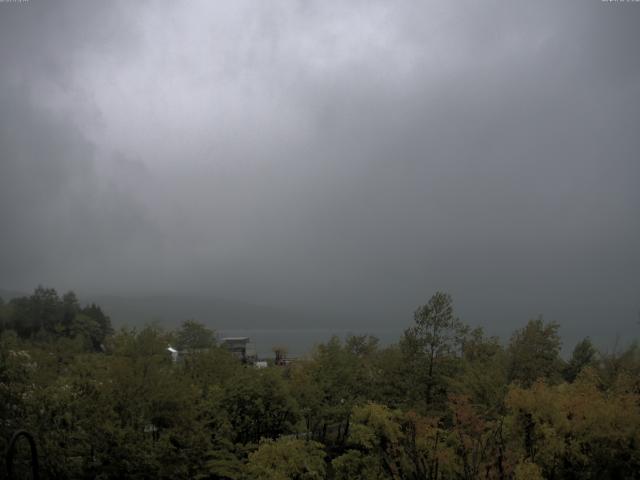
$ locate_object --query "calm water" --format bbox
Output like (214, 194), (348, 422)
(217, 328), (403, 358)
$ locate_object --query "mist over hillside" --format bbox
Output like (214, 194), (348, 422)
(1, 1), (639, 477)
(85, 294), (330, 330)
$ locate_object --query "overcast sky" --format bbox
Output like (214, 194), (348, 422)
(1, 0), (638, 343)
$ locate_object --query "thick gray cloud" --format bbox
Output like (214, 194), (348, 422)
(1, 0), (638, 346)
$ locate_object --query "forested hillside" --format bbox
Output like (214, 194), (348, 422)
(1, 288), (639, 479)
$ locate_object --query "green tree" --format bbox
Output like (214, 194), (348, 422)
(246, 438), (326, 480)
(0, 296), (9, 334)
(67, 313), (103, 350)
(174, 319), (216, 351)
(368, 344), (414, 409)
(336, 403), (454, 479)
(60, 290), (80, 334)
(597, 340), (640, 392)
(507, 317), (562, 387)
(403, 292), (468, 408)
(563, 337), (597, 383)
(332, 449), (385, 480)
(8, 286), (61, 338)
(2, 288), (112, 348)
(451, 327), (508, 411)
(290, 335), (373, 444)
(505, 376), (640, 478)
(344, 403), (406, 478)
(447, 394), (506, 479)
(80, 302), (113, 348)
(345, 334), (379, 357)
(222, 368), (299, 445)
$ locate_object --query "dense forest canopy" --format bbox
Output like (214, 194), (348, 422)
(1, 287), (639, 479)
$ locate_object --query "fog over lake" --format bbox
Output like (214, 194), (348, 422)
(1, 0), (639, 350)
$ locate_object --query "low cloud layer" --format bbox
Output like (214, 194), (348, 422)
(1, 0), (638, 344)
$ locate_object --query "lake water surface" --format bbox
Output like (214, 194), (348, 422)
(217, 328), (403, 358)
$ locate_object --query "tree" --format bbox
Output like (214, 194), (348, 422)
(80, 302), (113, 348)
(60, 291), (80, 334)
(8, 287), (61, 338)
(451, 327), (508, 412)
(505, 376), (640, 478)
(369, 344), (415, 409)
(563, 337), (597, 383)
(507, 317), (562, 387)
(174, 319), (216, 351)
(597, 340), (640, 391)
(336, 402), (456, 479)
(447, 394), (506, 479)
(29, 286), (61, 334)
(345, 334), (379, 357)
(290, 336), (373, 444)
(332, 449), (385, 480)
(67, 313), (103, 350)
(1, 288), (112, 348)
(222, 368), (299, 445)
(343, 403), (406, 478)
(403, 292), (468, 408)
(0, 297), (9, 334)
(246, 438), (326, 480)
